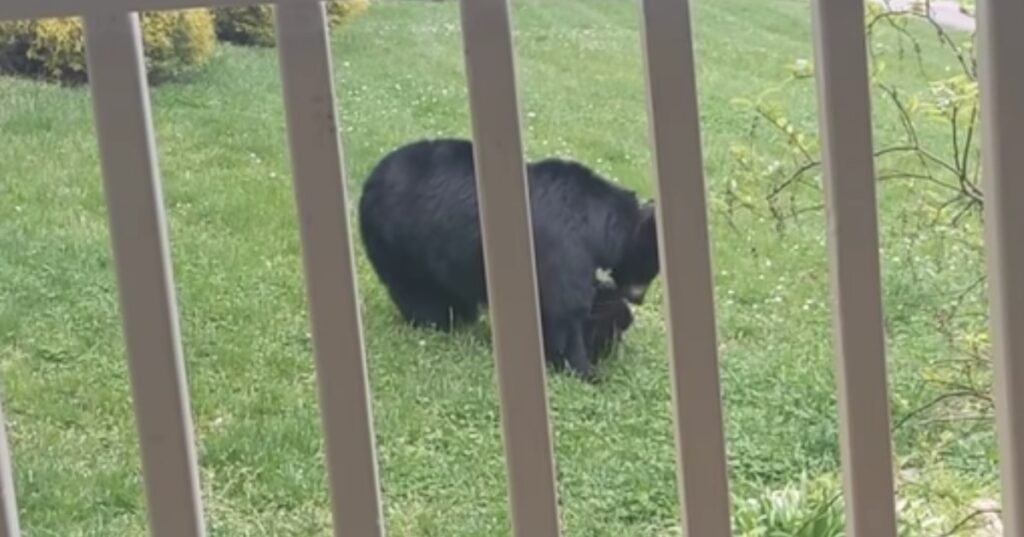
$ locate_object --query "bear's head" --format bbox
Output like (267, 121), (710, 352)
(611, 200), (660, 305)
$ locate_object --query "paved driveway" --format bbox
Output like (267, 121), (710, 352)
(874, 0), (975, 31)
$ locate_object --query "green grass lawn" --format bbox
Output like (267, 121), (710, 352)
(0, 0), (997, 535)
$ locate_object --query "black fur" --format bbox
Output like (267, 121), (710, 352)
(584, 284), (634, 363)
(358, 138), (658, 380)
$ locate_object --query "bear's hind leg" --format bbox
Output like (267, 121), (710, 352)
(387, 280), (460, 331)
(448, 297), (481, 327)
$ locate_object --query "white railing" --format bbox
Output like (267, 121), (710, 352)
(978, 0), (1024, 535)
(0, 0), (1020, 536)
(809, 2), (897, 534)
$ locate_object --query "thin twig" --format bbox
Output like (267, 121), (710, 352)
(934, 507), (1001, 537)
(893, 390), (980, 431)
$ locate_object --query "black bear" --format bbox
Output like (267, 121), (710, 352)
(584, 284), (635, 363)
(358, 138), (659, 380)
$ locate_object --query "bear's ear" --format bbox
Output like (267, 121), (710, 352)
(637, 199), (656, 225)
(635, 201), (659, 255)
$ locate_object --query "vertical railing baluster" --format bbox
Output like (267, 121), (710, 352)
(638, 1), (732, 535)
(83, 11), (206, 537)
(978, 0), (1024, 533)
(809, 1), (898, 535)
(274, 3), (385, 536)
(457, 1), (561, 536)
(0, 398), (20, 537)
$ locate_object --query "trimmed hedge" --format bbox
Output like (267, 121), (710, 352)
(214, 0), (369, 47)
(0, 9), (216, 84)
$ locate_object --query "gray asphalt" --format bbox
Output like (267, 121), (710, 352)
(873, 0), (975, 31)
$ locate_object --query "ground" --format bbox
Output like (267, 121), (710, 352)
(0, 0), (996, 536)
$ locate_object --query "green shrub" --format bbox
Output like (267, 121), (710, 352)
(139, 9), (217, 81)
(0, 9), (216, 84)
(733, 477), (845, 537)
(214, 0), (369, 47)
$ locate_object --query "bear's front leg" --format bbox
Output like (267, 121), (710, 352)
(565, 320), (597, 382)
